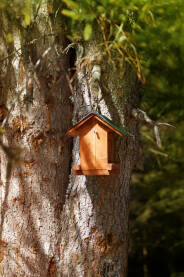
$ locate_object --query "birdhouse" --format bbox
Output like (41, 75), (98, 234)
(66, 112), (130, 175)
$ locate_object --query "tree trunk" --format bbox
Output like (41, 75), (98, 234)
(0, 4), (73, 276)
(57, 41), (140, 277)
(0, 3), (140, 277)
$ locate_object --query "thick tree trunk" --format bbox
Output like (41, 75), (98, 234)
(0, 3), (140, 277)
(0, 4), (72, 276)
(57, 42), (140, 276)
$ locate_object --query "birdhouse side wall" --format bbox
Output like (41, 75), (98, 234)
(108, 132), (114, 163)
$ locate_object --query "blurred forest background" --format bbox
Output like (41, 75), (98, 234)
(0, 0), (184, 276)
(128, 1), (184, 276)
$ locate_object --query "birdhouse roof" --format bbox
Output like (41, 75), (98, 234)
(66, 112), (131, 137)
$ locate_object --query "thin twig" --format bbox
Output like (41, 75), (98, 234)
(65, 73), (73, 94)
(154, 125), (162, 148)
(157, 122), (175, 128)
(62, 43), (76, 54)
(0, 36), (54, 63)
(132, 108), (175, 148)
(34, 47), (51, 69)
(0, 48), (22, 63)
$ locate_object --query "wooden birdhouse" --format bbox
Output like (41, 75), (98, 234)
(66, 112), (130, 175)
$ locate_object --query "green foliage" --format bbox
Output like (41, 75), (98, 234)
(60, 0), (184, 90)
(0, 0), (42, 27)
(136, 0), (184, 119)
(129, 2), (184, 264)
(83, 23), (92, 40)
(129, 1), (184, 266)
(61, 0), (155, 82)
(129, 123), (184, 275)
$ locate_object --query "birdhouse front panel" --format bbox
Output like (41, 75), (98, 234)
(80, 121), (108, 170)
(95, 123), (108, 169)
(80, 121), (96, 170)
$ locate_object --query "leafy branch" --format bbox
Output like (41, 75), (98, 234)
(60, 0), (155, 82)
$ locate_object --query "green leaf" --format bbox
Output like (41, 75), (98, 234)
(97, 6), (105, 13)
(62, 0), (79, 10)
(118, 35), (127, 43)
(83, 23), (92, 40)
(25, 14), (31, 26)
(61, 9), (79, 20)
(142, 3), (150, 13)
(0, 128), (5, 135)
(6, 33), (13, 43)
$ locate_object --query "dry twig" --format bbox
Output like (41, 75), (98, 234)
(132, 108), (175, 148)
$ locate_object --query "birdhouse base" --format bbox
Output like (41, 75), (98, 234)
(74, 169), (120, 175)
(73, 164), (120, 176)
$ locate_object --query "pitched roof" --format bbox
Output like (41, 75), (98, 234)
(66, 112), (131, 137)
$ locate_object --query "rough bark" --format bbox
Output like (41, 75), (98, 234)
(0, 3), (72, 276)
(0, 3), (140, 277)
